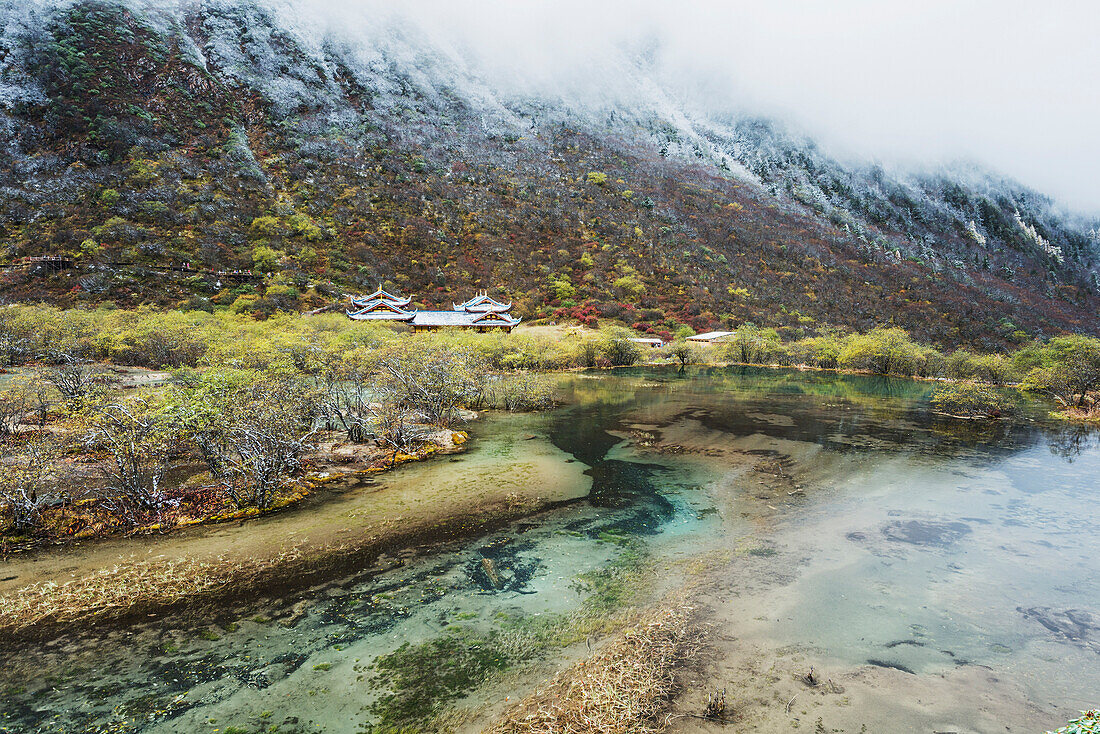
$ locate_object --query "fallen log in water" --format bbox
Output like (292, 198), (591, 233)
(481, 557), (504, 589)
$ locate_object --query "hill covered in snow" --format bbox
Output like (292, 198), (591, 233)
(0, 0), (1097, 347)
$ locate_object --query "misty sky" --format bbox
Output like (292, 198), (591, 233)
(654, 1), (1100, 213)
(296, 0), (1100, 212)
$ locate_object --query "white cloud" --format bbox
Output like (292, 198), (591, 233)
(34, 0), (1100, 209)
(278, 0), (1100, 210)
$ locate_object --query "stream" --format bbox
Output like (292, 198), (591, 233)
(1, 367), (1098, 733)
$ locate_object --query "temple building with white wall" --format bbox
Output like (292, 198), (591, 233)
(346, 287), (521, 332)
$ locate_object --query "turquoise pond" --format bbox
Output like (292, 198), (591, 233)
(1, 367), (1097, 733)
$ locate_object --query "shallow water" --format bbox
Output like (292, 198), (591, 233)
(2, 367), (1098, 733)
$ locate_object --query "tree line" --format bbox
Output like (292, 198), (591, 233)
(1, 305), (1096, 543)
(0, 308), (564, 544)
(663, 324), (1100, 416)
(0, 305), (1094, 407)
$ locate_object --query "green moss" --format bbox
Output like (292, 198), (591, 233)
(364, 540), (653, 730)
(569, 540), (649, 614)
(367, 628), (516, 727)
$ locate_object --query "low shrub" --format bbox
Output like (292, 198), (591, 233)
(930, 383), (1014, 419)
(1047, 709), (1099, 734)
(480, 373), (555, 412)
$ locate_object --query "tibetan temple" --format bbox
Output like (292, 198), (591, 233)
(346, 287), (521, 332)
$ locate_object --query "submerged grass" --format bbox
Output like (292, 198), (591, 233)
(0, 550), (302, 634)
(362, 540), (656, 732)
(486, 600), (702, 734)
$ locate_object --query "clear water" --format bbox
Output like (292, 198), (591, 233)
(1, 367), (1097, 733)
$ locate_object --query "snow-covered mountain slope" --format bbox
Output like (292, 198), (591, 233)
(0, 0), (1096, 346)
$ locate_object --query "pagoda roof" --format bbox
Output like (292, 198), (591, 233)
(453, 292), (511, 312)
(352, 286), (411, 307)
(346, 299), (417, 321)
(469, 310), (521, 326)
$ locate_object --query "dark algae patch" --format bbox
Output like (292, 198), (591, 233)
(548, 401), (626, 467)
(866, 659), (917, 675)
(1018, 607), (1100, 653)
(466, 536), (542, 594)
(366, 627), (519, 728)
(881, 519), (971, 547)
(549, 397), (681, 538)
(883, 639), (927, 649)
(582, 460), (676, 535)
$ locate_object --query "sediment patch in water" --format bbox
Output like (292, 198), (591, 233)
(1018, 606), (1100, 654)
(880, 519), (972, 547)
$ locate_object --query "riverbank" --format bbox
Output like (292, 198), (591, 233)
(0, 426), (468, 555)
(0, 420), (589, 642)
(0, 368), (1095, 733)
(1052, 405), (1100, 423)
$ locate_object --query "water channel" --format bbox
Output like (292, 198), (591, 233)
(1, 367), (1097, 733)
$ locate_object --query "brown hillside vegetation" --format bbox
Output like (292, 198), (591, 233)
(0, 1), (1097, 350)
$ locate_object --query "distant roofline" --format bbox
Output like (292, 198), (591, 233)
(345, 289), (519, 327)
(346, 308), (417, 321)
(353, 285), (411, 305)
(686, 331), (736, 341)
(348, 298), (415, 313)
(453, 291), (511, 311)
(409, 309), (521, 328)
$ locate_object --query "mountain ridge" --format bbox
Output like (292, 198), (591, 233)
(0, 0), (1097, 348)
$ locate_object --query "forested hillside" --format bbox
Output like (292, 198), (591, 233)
(0, 0), (1097, 348)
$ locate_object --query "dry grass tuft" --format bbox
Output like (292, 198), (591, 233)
(1054, 403), (1100, 422)
(0, 549), (301, 634)
(487, 601), (701, 734)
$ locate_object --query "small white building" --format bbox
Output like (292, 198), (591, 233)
(686, 331), (736, 344)
(628, 337), (665, 349)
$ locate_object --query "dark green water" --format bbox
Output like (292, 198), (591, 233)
(1, 367), (1097, 733)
